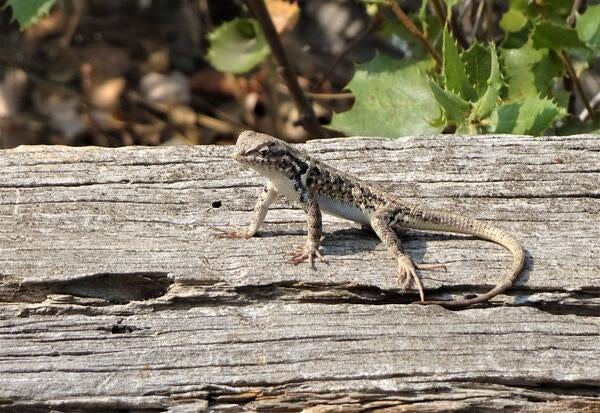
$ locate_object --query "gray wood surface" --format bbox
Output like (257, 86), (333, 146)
(1, 134), (599, 412)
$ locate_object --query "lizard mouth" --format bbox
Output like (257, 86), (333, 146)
(233, 150), (247, 163)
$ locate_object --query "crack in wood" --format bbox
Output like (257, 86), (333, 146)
(4, 272), (171, 304)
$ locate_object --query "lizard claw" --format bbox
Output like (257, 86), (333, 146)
(287, 244), (328, 270)
(397, 256), (425, 302)
(214, 227), (252, 239)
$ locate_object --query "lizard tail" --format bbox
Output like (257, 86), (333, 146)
(409, 210), (526, 308)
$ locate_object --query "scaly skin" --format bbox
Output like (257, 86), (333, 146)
(217, 130), (526, 308)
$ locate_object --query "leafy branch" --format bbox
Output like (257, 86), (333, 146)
(243, 0), (325, 137)
(7, 0), (600, 139)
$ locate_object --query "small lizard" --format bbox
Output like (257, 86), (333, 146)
(218, 130), (525, 308)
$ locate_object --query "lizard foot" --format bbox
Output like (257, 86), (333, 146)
(287, 244), (328, 270)
(214, 227), (252, 239)
(397, 255), (425, 302)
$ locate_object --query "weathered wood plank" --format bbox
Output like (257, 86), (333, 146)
(1, 304), (599, 411)
(1, 135), (599, 411)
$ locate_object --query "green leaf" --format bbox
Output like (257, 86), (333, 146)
(330, 56), (442, 138)
(428, 78), (471, 124)
(531, 21), (586, 49)
(500, 8), (528, 33)
(554, 90), (571, 110)
(490, 97), (562, 135)
(503, 41), (562, 100)
(472, 44), (502, 119)
(538, 0), (572, 19)
(576, 4), (600, 51)
(462, 43), (491, 96)
(442, 26), (476, 100)
(207, 18), (270, 74)
(502, 20), (533, 49)
(6, 0), (56, 30)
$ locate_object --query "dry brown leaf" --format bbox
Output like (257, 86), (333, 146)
(87, 77), (126, 110)
(266, 0), (300, 33)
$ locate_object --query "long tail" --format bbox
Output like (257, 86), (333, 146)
(406, 209), (526, 308)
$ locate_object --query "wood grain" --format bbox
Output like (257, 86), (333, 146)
(1, 135), (599, 411)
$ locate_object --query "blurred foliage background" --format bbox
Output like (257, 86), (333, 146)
(0, 0), (599, 148)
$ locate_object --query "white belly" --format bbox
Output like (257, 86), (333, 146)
(270, 175), (301, 202)
(316, 194), (371, 225)
(267, 175), (371, 225)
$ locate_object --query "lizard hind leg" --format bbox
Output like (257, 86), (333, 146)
(371, 208), (426, 302)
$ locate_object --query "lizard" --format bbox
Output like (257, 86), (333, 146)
(217, 130), (526, 308)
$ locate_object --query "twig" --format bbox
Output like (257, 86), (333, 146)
(567, 0), (585, 27)
(61, 1), (85, 48)
(244, 0), (325, 137)
(456, 0), (473, 28)
(560, 51), (595, 120)
(578, 90), (600, 121)
(471, 0), (485, 42)
(305, 91), (355, 100)
(387, 0), (442, 71)
(276, 83), (354, 100)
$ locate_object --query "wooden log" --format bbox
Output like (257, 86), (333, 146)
(1, 135), (599, 412)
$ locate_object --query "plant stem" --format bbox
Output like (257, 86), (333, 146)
(579, 91), (600, 121)
(387, 0), (442, 71)
(472, 0), (485, 41)
(560, 50), (595, 120)
(244, 0), (325, 137)
(567, 0), (585, 27)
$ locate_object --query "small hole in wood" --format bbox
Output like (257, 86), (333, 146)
(212, 201), (222, 208)
(111, 325), (134, 334)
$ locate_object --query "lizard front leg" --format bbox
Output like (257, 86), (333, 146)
(216, 183), (277, 239)
(287, 182), (327, 270)
(371, 207), (425, 302)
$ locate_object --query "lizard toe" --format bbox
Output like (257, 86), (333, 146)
(397, 256), (425, 301)
(286, 245), (326, 270)
(314, 249), (329, 265)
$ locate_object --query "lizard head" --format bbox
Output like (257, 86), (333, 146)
(234, 130), (308, 179)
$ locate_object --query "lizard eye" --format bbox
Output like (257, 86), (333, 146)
(258, 146), (270, 156)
